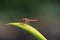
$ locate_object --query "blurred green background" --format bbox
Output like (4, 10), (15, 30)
(0, 0), (60, 40)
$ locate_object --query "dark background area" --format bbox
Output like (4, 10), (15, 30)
(0, 0), (60, 40)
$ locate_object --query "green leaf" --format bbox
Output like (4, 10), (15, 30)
(6, 22), (47, 40)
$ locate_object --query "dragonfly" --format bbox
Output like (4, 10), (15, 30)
(20, 18), (38, 24)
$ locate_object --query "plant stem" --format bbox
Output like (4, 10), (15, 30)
(7, 22), (47, 40)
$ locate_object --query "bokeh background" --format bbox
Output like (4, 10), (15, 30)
(0, 0), (60, 40)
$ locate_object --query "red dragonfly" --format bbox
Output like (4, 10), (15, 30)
(20, 18), (38, 23)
